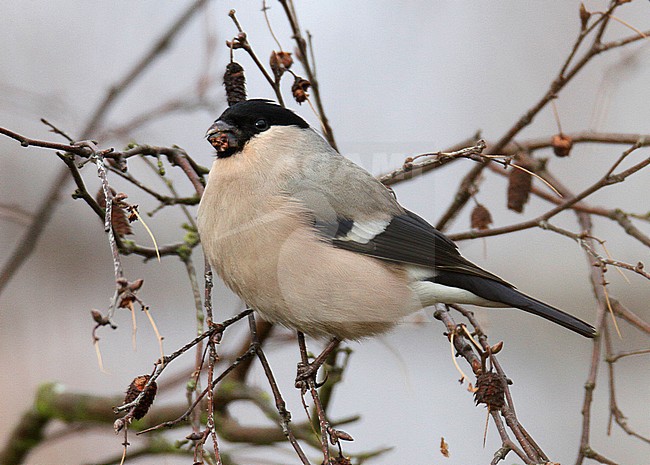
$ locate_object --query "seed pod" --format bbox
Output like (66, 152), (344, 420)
(507, 166), (532, 213)
(552, 133), (573, 157)
(277, 51), (293, 69)
(291, 76), (311, 104)
(223, 62), (247, 106)
(124, 375), (157, 420)
(474, 371), (505, 410)
(470, 204), (493, 230)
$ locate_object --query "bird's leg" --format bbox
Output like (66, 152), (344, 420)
(295, 335), (341, 388)
(295, 333), (345, 463)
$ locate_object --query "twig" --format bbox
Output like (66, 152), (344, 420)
(262, 0), (283, 50)
(40, 118), (74, 143)
(228, 9), (285, 106)
(250, 314), (311, 465)
(448, 143), (648, 241)
(137, 343), (256, 434)
(181, 254), (205, 434)
(0, 132), (207, 262)
(511, 131), (650, 152)
(537, 221), (650, 282)
(278, 0), (337, 150)
(114, 309), (252, 415)
(607, 348), (650, 363)
(556, 182), (607, 465)
(434, 304), (547, 462)
(378, 140), (487, 186)
(297, 332), (332, 464)
(433, 308), (482, 376)
(432, 3), (647, 231)
(375, 131), (650, 193)
(604, 326), (650, 444)
(229, 320), (274, 383)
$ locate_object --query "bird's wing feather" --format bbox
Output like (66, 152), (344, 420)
(327, 210), (512, 285)
(282, 144), (511, 286)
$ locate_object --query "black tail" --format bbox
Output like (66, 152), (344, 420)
(431, 273), (596, 338)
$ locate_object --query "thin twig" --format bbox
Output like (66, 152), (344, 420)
(114, 309), (252, 415)
(432, 3), (645, 231)
(228, 9), (285, 106)
(248, 314), (311, 464)
(449, 143), (648, 241)
(278, 0), (337, 150)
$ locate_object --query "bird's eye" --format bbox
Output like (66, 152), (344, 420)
(255, 119), (269, 131)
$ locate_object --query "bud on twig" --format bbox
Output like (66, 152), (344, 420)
(91, 309), (108, 324)
(490, 340), (504, 354)
(331, 428), (354, 442)
(579, 3), (591, 30)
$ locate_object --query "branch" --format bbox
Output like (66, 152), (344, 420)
(378, 140), (487, 186)
(249, 314), (312, 465)
(83, 0), (211, 136)
(604, 326), (650, 445)
(278, 0), (338, 150)
(448, 143), (648, 241)
(227, 9), (285, 106)
(0, 132), (208, 262)
(114, 309), (252, 415)
(431, 3), (647, 230)
(0, 0), (210, 296)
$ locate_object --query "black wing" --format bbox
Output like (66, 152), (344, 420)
(320, 210), (513, 287)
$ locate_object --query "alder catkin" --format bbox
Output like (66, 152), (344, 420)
(223, 62), (247, 106)
(507, 167), (532, 213)
(96, 187), (132, 236)
(470, 204), (493, 230)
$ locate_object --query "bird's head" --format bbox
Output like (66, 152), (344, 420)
(206, 99), (309, 158)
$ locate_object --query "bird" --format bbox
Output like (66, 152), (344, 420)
(197, 99), (595, 342)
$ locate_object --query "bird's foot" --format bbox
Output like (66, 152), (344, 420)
(295, 360), (327, 390)
(294, 337), (340, 390)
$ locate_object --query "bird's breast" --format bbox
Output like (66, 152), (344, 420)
(197, 157), (423, 340)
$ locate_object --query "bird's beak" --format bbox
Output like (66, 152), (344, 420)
(206, 120), (241, 157)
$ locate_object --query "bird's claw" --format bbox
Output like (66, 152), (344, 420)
(295, 361), (328, 389)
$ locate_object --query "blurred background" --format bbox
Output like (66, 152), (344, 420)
(1, 1), (649, 464)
